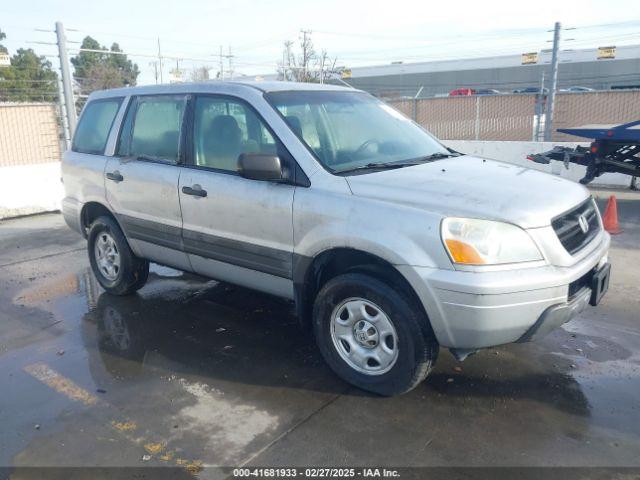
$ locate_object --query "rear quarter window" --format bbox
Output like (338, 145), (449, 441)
(72, 98), (123, 154)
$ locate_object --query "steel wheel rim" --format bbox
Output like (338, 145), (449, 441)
(330, 297), (399, 376)
(94, 232), (121, 281)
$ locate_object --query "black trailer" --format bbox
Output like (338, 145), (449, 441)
(527, 120), (640, 189)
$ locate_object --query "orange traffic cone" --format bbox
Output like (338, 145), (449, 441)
(602, 195), (622, 234)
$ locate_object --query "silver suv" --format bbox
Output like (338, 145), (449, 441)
(62, 81), (611, 396)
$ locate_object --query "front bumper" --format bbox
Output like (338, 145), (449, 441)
(516, 287), (591, 343)
(397, 232), (610, 349)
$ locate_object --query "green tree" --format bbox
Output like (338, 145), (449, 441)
(70, 36), (103, 79)
(0, 47), (58, 102)
(71, 36), (139, 96)
(0, 29), (7, 53)
(108, 43), (139, 86)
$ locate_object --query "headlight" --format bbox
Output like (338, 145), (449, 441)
(441, 217), (542, 265)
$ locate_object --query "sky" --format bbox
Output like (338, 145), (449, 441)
(1, 0), (639, 85)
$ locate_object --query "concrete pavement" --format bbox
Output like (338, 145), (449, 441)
(0, 188), (639, 479)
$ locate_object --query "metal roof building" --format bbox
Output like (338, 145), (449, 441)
(342, 45), (640, 98)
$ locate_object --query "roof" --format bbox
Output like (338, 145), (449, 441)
(89, 80), (355, 100)
(348, 44), (640, 79)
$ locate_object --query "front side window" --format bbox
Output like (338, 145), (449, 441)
(128, 95), (187, 163)
(72, 98), (122, 154)
(193, 96), (277, 172)
(266, 91), (450, 174)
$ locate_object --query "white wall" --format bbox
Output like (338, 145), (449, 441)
(442, 140), (631, 188)
(0, 162), (64, 219)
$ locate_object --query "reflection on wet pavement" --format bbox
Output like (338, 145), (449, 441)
(88, 267), (340, 393)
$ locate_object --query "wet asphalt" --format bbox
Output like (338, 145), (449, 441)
(0, 188), (639, 479)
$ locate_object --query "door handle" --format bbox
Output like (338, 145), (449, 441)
(182, 185), (207, 197)
(106, 171), (124, 182)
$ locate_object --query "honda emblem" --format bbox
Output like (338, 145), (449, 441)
(578, 214), (589, 234)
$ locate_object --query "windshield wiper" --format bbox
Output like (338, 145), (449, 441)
(413, 152), (458, 162)
(337, 161), (421, 174)
(336, 152), (458, 175)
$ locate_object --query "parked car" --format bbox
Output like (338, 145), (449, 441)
(62, 81), (611, 396)
(449, 88), (476, 96)
(513, 87), (548, 95)
(475, 89), (501, 95)
(560, 86), (595, 92)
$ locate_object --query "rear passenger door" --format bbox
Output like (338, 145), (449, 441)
(178, 95), (296, 298)
(105, 94), (191, 271)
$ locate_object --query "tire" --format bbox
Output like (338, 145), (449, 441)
(87, 215), (149, 295)
(313, 273), (438, 396)
(95, 293), (147, 361)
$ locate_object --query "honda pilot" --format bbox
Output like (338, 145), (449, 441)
(61, 81), (611, 395)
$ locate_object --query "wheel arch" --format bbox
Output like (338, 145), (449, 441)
(294, 248), (433, 335)
(80, 201), (121, 238)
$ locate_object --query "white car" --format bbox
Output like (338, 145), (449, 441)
(61, 81), (611, 395)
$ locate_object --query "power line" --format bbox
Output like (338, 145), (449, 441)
(5, 19), (639, 87)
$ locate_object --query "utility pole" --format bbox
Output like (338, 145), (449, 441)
(534, 69), (545, 140)
(281, 48), (287, 81)
(227, 46), (234, 79)
(149, 61), (159, 84)
(300, 29), (312, 82)
(544, 21), (561, 141)
(157, 38), (163, 83)
(55, 21), (77, 136)
(214, 46), (234, 80)
(56, 74), (71, 150)
(219, 46), (224, 80)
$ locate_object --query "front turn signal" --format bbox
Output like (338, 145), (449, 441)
(444, 239), (486, 265)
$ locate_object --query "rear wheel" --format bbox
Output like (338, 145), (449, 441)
(313, 273), (438, 396)
(88, 216), (149, 295)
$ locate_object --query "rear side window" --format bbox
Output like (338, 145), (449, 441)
(72, 98), (122, 154)
(128, 95), (187, 163)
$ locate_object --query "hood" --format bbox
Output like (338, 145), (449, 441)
(345, 156), (590, 229)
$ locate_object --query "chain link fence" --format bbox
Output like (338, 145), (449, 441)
(0, 102), (63, 167)
(387, 94), (539, 141)
(553, 90), (640, 141)
(387, 90), (640, 142)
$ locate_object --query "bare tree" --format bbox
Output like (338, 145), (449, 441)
(278, 32), (339, 83)
(190, 66), (210, 82)
(277, 40), (294, 81)
(317, 49), (338, 84)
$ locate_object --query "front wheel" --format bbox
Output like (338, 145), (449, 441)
(313, 273), (438, 396)
(88, 216), (149, 296)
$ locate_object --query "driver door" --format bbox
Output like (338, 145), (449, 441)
(178, 95), (296, 298)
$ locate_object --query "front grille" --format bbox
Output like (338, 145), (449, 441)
(552, 199), (600, 255)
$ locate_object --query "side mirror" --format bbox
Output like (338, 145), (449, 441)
(238, 153), (283, 182)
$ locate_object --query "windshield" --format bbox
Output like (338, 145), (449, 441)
(265, 90), (450, 173)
